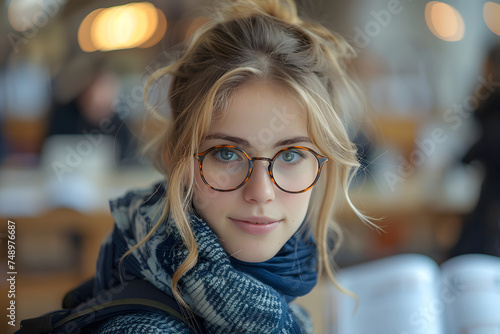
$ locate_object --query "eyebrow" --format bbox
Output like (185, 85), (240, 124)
(274, 136), (312, 147)
(204, 133), (251, 147)
(203, 133), (312, 148)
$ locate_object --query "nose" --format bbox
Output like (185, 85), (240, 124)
(243, 160), (276, 204)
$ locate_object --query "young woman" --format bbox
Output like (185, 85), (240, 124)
(91, 0), (369, 332)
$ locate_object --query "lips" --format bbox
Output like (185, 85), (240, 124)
(236, 216), (280, 224)
(229, 217), (282, 235)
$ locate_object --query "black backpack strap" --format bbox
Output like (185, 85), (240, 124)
(17, 279), (204, 334)
(62, 276), (95, 309)
(18, 310), (70, 334)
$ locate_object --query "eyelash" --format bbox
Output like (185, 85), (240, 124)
(211, 147), (308, 162)
(211, 148), (242, 162)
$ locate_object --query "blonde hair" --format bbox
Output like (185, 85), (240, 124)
(129, 0), (373, 309)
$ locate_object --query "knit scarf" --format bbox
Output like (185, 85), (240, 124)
(229, 230), (317, 302)
(94, 182), (318, 305)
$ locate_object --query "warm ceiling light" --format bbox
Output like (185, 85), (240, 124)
(484, 2), (500, 36)
(78, 2), (166, 52)
(139, 9), (167, 48)
(77, 8), (102, 52)
(425, 1), (465, 42)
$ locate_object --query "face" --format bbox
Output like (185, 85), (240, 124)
(192, 80), (318, 262)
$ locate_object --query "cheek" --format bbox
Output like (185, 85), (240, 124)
(281, 192), (312, 222)
(192, 173), (229, 219)
(193, 173), (214, 213)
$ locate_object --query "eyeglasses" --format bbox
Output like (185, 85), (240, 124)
(194, 145), (328, 194)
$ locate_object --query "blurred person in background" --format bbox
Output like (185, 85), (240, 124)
(451, 43), (500, 257)
(46, 62), (137, 165)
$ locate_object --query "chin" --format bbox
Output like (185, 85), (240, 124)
(228, 245), (280, 263)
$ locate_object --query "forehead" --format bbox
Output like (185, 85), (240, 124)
(208, 80), (308, 147)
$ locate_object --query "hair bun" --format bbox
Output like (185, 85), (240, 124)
(217, 0), (302, 25)
(213, 0), (354, 61)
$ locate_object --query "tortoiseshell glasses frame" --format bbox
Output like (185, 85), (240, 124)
(194, 145), (328, 194)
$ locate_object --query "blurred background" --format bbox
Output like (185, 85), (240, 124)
(0, 0), (500, 333)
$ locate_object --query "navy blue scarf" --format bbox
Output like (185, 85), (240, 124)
(229, 229), (318, 302)
(95, 182), (318, 305)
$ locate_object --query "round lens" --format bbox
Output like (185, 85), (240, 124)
(272, 148), (318, 192)
(201, 147), (249, 190)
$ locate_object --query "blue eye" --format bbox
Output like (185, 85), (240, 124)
(213, 148), (240, 161)
(278, 150), (302, 163)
